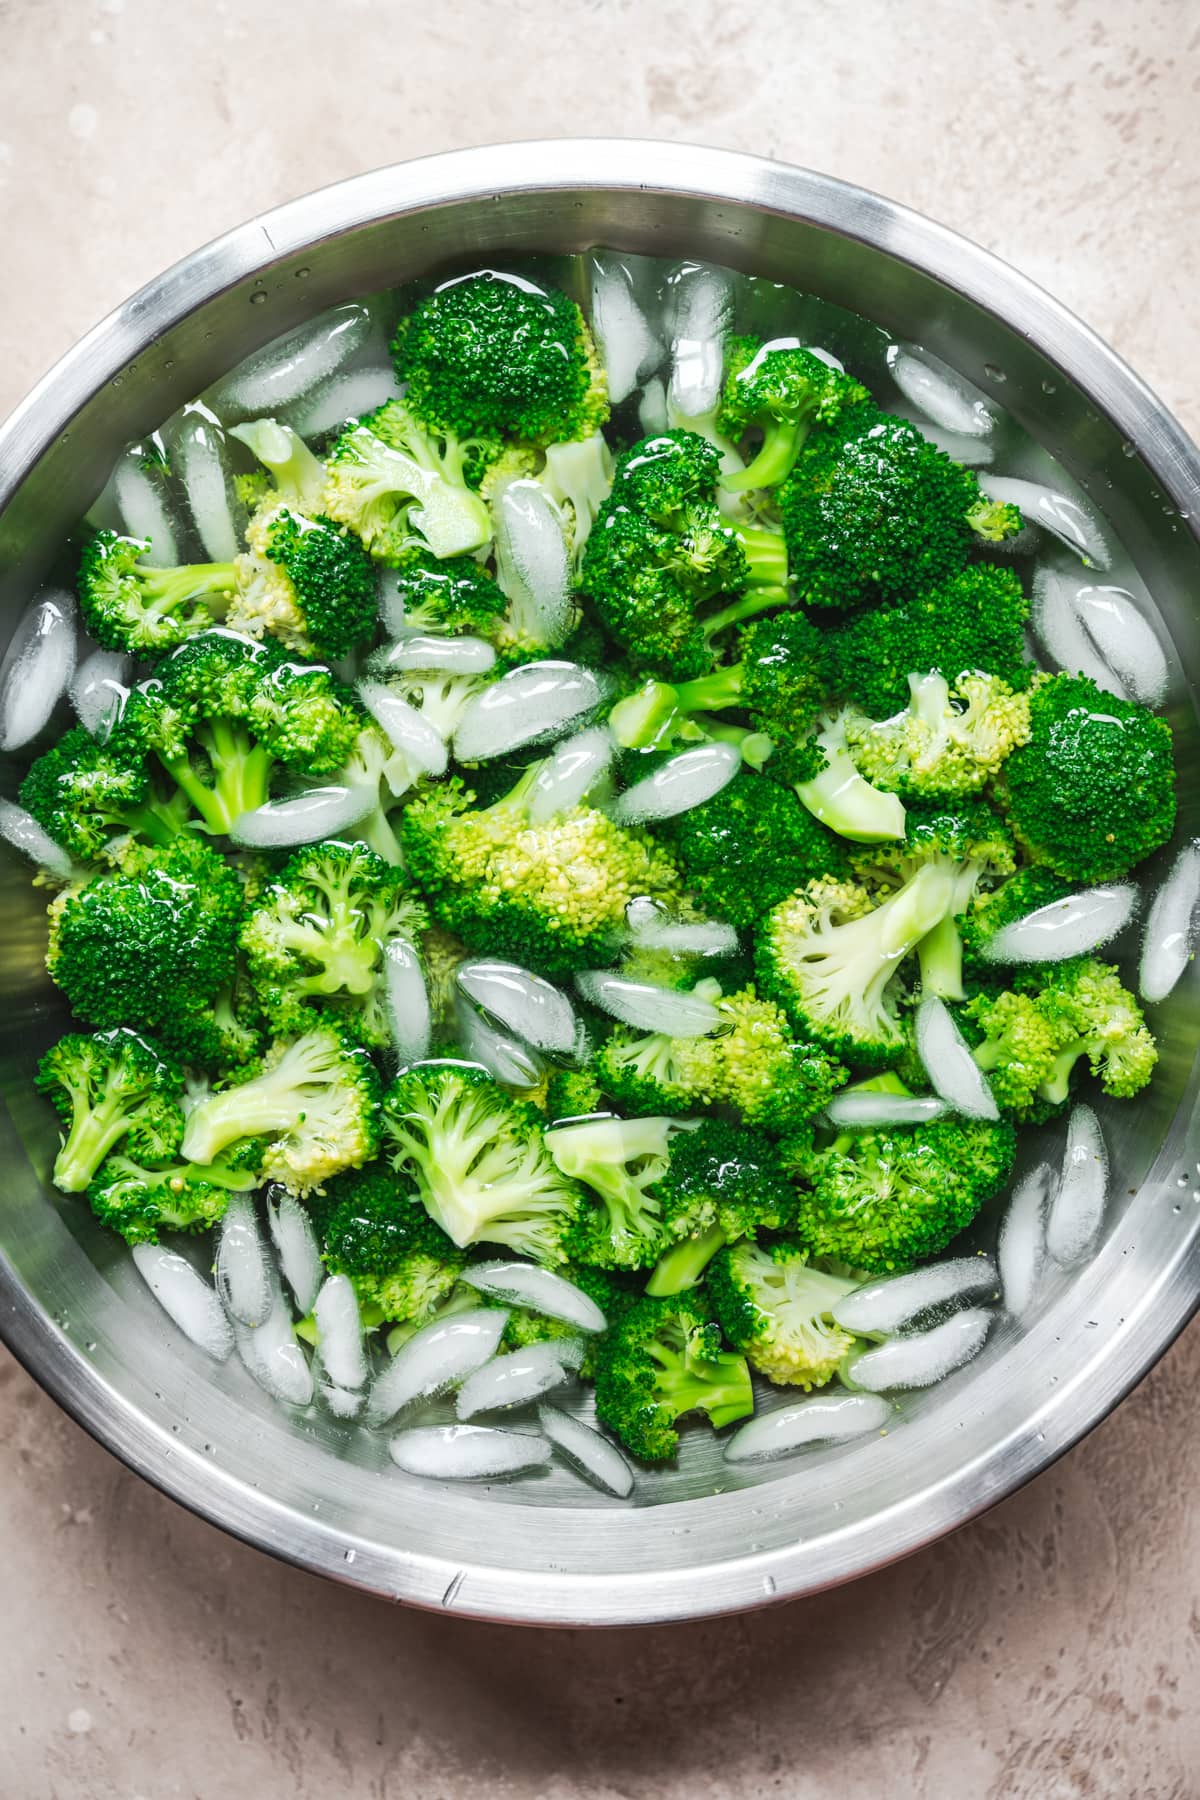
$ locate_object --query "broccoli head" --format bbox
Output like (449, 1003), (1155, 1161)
(383, 544), (507, 638)
(793, 1116), (1017, 1274)
(46, 835), (244, 1057)
(391, 271), (609, 446)
(779, 409), (1022, 610)
(716, 335), (872, 492)
(229, 503), (378, 661)
(320, 400), (493, 563)
(381, 1062), (581, 1265)
(645, 1115), (799, 1294)
(966, 956), (1157, 1118)
(179, 1022), (381, 1195)
(592, 1290), (754, 1463)
(36, 1027), (186, 1193)
(400, 763), (680, 979)
(544, 1113), (678, 1271)
(842, 670), (1032, 799)
(958, 865), (1076, 980)
(318, 1161), (466, 1322)
(664, 769), (848, 927)
(708, 1240), (863, 1388)
(86, 1151), (256, 1245)
(77, 530), (237, 654)
(19, 724), (190, 862)
(240, 840), (429, 1047)
(997, 674), (1176, 882)
(756, 871), (956, 1069)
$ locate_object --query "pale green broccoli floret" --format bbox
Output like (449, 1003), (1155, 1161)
(842, 671), (1032, 799)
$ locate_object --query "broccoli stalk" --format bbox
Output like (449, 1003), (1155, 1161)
(716, 336), (872, 493)
(77, 531), (237, 655)
(228, 419), (327, 510)
(36, 1028), (185, 1193)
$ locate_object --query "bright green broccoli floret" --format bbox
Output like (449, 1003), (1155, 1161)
(594, 985), (846, 1133)
(86, 1151), (257, 1245)
(318, 1162), (466, 1322)
(544, 1113), (679, 1271)
(45, 835), (244, 1056)
(966, 957), (1157, 1118)
(793, 1116), (1017, 1274)
(716, 336), (872, 492)
(383, 545), (507, 637)
(239, 840), (428, 1047)
(381, 1062), (581, 1264)
(19, 724), (190, 862)
(77, 530), (237, 654)
(229, 505), (378, 661)
(645, 1116), (799, 1294)
(823, 565), (1033, 720)
(708, 1240), (863, 1388)
(958, 865), (1076, 980)
(117, 631), (360, 836)
(664, 770), (849, 928)
(779, 409), (1022, 610)
(842, 670), (1032, 799)
(581, 431), (782, 680)
(850, 799), (1016, 1002)
(592, 1290), (754, 1463)
(543, 1066), (608, 1123)
(36, 1027), (186, 1193)
(179, 1022), (381, 1196)
(320, 400), (493, 563)
(997, 674), (1176, 882)
(400, 763), (680, 979)
(756, 870), (956, 1068)
(391, 271), (609, 447)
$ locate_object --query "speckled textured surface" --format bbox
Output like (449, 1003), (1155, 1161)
(1, 1), (1198, 1794)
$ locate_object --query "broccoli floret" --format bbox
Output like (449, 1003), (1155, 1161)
(118, 631), (361, 836)
(179, 1022), (381, 1195)
(229, 504), (378, 661)
(967, 956), (1157, 1117)
(320, 401), (493, 563)
(756, 869), (957, 1068)
(850, 798), (1016, 1002)
(793, 1116), (1017, 1274)
(543, 1066), (608, 1124)
(544, 1114), (678, 1270)
(779, 409), (1022, 610)
(595, 985), (845, 1132)
(392, 271), (609, 446)
(664, 770), (848, 929)
(997, 674), (1176, 882)
(823, 565), (1034, 721)
(592, 1290), (754, 1463)
(318, 1162), (466, 1322)
(240, 840), (428, 1047)
(36, 1027), (186, 1193)
(843, 670), (1032, 799)
(86, 1151), (257, 1245)
(645, 1116), (799, 1294)
(381, 1062), (581, 1264)
(46, 835), (244, 1057)
(580, 431), (782, 680)
(958, 865), (1076, 980)
(792, 717), (908, 844)
(716, 336), (872, 492)
(708, 1240), (863, 1387)
(401, 763), (680, 979)
(383, 545), (507, 637)
(76, 530), (237, 654)
(382, 664), (494, 743)
(19, 724), (190, 862)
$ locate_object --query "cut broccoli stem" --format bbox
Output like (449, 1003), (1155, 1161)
(157, 722), (274, 834)
(733, 523), (789, 589)
(796, 724), (907, 843)
(652, 1339), (754, 1430)
(57, 1096), (140, 1194)
(672, 665), (745, 715)
(229, 419), (326, 510)
(645, 1224), (728, 1296)
(722, 415), (814, 492)
(917, 912), (966, 1002)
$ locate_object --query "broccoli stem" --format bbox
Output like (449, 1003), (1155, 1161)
(701, 585), (791, 642)
(355, 804), (406, 866)
(917, 912), (966, 1002)
(55, 1089), (138, 1192)
(608, 680), (683, 751)
(673, 665), (745, 715)
(142, 563), (238, 615)
(795, 726), (907, 843)
(180, 1073), (298, 1165)
(653, 1344), (754, 1429)
(645, 1225), (728, 1296)
(229, 419), (327, 509)
(158, 723), (274, 833)
(722, 415), (812, 493)
(1040, 1042), (1086, 1105)
(733, 523), (789, 590)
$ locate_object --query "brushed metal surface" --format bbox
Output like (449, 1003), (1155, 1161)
(0, 140), (1196, 1626)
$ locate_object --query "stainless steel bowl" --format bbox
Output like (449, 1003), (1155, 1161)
(1, 141), (1197, 1626)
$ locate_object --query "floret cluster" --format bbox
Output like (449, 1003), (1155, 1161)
(17, 269), (1176, 1467)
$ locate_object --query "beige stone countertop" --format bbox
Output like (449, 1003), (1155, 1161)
(1, 2), (1198, 1794)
